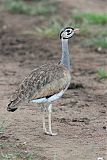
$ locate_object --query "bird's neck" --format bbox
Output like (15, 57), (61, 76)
(60, 38), (71, 70)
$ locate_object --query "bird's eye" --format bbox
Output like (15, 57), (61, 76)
(66, 30), (71, 33)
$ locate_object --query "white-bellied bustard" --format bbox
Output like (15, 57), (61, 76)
(7, 27), (79, 136)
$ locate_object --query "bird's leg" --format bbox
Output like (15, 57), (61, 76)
(42, 105), (49, 134)
(48, 104), (57, 136)
(42, 113), (47, 133)
(42, 104), (57, 136)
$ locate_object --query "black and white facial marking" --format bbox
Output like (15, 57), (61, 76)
(60, 27), (75, 39)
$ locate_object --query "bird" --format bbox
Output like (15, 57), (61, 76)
(7, 27), (79, 136)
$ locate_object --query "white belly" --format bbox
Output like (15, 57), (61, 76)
(31, 90), (64, 103)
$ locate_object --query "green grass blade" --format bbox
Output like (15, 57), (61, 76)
(97, 68), (107, 79)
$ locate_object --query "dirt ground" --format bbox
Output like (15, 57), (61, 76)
(0, 0), (107, 160)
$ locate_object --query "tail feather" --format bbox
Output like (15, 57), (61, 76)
(7, 98), (21, 112)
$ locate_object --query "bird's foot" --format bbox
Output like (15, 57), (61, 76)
(44, 131), (57, 136)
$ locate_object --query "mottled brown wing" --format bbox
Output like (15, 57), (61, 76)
(16, 63), (71, 102)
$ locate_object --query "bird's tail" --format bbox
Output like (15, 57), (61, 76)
(7, 97), (21, 112)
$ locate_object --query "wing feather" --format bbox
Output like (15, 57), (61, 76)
(15, 64), (71, 102)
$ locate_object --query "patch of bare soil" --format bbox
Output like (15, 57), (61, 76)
(0, 0), (107, 160)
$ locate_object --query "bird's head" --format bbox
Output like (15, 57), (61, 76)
(60, 27), (79, 39)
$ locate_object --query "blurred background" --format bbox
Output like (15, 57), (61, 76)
(0, 0), (107, 160)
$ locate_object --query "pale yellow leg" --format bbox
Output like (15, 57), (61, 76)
(42, 104), (57, 136)
(48, 104), (57, 136)
(42, 113), (47, 133)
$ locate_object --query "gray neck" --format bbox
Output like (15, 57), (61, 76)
(60, 38), (70, 70)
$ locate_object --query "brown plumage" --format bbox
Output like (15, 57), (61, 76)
(7, 63), (71, 111)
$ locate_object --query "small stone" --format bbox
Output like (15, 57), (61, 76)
(97, 47), (102, 52)
(23, 141), (27, 145)
(100, 110), (106, 113)
(97, 157), (104, 160)
(3, 25), (7, 30)
(103, 126), (106, 130)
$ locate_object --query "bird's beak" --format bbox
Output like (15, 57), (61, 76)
(74, 28), (80, 34)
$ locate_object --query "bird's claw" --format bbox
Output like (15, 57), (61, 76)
(44, 131), (57, 136)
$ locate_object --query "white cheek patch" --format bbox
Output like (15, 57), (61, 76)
(62, 32), (67, 37)
(62, 30), (74, 39)
(70, 31), (74, 37)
